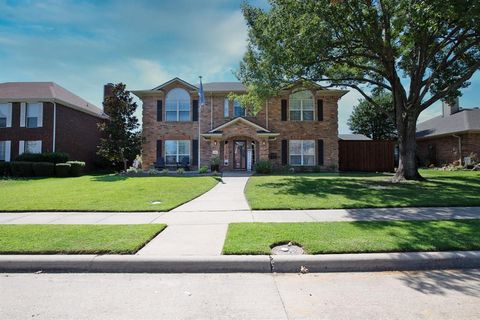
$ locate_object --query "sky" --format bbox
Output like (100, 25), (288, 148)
(0, 0), (479, 133)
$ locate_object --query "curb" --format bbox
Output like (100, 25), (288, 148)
(0, 251), (479, 273)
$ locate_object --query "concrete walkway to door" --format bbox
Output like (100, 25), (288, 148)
(138, 172), (252, 256)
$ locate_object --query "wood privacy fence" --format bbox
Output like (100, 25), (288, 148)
(339, 140), (396, 172)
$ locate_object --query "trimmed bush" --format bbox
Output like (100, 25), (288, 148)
(15, 152), (69, 164)
(32, 162), (55, 177)
(10, 161), (34, 177)
(55, 163), (71, 177)
(67, 161), (86, 177)
(0, 162), (11, 176)
(254, 160), (272, 174)
(199, 166), (209, 174)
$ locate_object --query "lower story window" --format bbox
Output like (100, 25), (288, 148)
(165, 140), (190, 165)
(0, 141), (11, 161)
(20, 140), (42, 154)
(289, 140), (315, 165)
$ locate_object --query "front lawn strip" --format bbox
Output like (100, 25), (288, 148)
(223, 220), (480, 255)
(245, 170), (480, 209)
(0, 224), (166, 254)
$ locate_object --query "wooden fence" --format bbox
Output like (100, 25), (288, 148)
(339, 140), (396, 172)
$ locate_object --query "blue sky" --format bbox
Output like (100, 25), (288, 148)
(0, 0), (479, 133)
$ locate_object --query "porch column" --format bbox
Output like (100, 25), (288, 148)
(259, 138), (269, 161)
(211, 138), (221, 159)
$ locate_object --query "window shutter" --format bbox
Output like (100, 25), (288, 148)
(38, 102), (43, 127)
(192, 100), (199, 121)
(156, 140), (162, 162)
(5, 141), (11, 161)
(157, 100), (163, 121)
(192, 139), (198, 166)
(281, 140), (288, 165)
(20, 103), (26, 127)
(281, 99), (288, 121)
(317, 99), (324, 121)
(19, 141), (25, 155)
(6, 103), (12, 127)
(317, 139), (324, 166)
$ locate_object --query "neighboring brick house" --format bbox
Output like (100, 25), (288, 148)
(0, 82), (107, 167)
(132, 77), (347, 171)
(416, 100), (480, 166)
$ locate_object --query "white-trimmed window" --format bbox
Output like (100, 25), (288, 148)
(0, 103), (12, 128)
(19, 140), (42, 154)
(20, 102), (43, 128)
(289, 140), (315, 166)
(289, 90), (314, 121)
(224, 98), (229, 118)
(165, 140), (190, 165)
(0, 141), (11, 161)
(165, 88), (190, 121)
(233, 99), (246, 117)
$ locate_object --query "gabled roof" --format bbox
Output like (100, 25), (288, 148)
(203, 117), (279, 137)
(199, 82), (246, 93)
(0, 82), (106, 118)
(152, 77), (198, 91)
(416, 108), (480, 138)
(338, 134), (372, 141)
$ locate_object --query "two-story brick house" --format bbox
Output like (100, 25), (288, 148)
(0, 82), (107, 167)
(132, 78), (347, 171)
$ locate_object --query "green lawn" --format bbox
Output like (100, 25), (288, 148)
(246, 169), (480, 209)
(0, 175), (218, 211)
(223, 219), (480, 255)
(0, 224), (166, 254)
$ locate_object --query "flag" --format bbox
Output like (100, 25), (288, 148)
(198, 76), (206, 107)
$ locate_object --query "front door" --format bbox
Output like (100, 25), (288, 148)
(233, 140), (247, 170)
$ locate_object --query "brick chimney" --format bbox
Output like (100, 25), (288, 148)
(442, 97), (460, 117)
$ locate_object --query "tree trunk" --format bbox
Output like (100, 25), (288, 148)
(392, 107), (424, 182)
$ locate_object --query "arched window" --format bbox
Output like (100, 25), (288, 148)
(165, 88), (190, 121)
(289, 90), (314, 121)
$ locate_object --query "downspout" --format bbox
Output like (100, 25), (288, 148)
(265, 101), (269, 129)
(210, 93), (213, 130)
(452, 134), (462, 166)
(52, 102), (57, 152)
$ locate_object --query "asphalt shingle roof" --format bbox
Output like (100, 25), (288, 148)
(338, 134), (372, 141)
(416, 108), (480, 138)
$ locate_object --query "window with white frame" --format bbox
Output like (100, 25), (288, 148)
(0, 141), (11, 161)
(233, 99), (246, 117)
(165, 88), (191, 121)
(25, 103), (43, 128)
(224, 98), (229, 118)
(165, 140), (190, 165)
(0, 103), (12, 128)
(289, 90), (314, 121)
(289, 140), (315, 166)
(20, 140), (42, 154)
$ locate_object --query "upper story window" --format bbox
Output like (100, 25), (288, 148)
(289, 140), (315, 166)
(234, 99), (246, 117)
(289, 90), (314, 121)
(224, 98), (229, 118)
(23, 103), (43, 128)
(165, 88), (190, 121)
(0, 103), (12, 128)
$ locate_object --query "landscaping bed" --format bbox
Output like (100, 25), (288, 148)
(0, 224), (166, 254)
(223, 219), (480, 255)
(246, 169), (480, 209)
(0, 175), (218, 211)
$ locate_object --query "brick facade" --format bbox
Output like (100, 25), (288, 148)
(136, 78), (346, 171)
(417, 133), (480, 166)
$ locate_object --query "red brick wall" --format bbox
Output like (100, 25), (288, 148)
(417, 132), (480, 165)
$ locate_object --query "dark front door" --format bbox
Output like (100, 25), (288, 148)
(233, 140), (247, 170)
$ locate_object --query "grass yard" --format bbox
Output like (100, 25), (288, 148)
(0, 224), (166, 254)
(0, 175), (218, 212)
(223, 219), (480, 255)
(246, 169), (480, 210)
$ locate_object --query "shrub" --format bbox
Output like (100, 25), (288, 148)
(0, 162), (11, 176)
(126, 167), (139, 174)
(10, 161), (34, 177)
(16, 152), (69, 164)
(32, 162), (55, 177)
(255, 160), (272, 174)
(176, 168), (185, 175)
(67, 161), (86, 177)
(199, 166), (209, 174)
(161, 169), (170, 175)
(55, 163), (71, 177)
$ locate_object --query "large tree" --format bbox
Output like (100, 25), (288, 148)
(97, 83), (141, 171)
(348, 91), (396, 140)
(238, 0), (480, 181)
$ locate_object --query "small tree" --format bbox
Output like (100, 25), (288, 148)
(348, 91), (396, 140)
(97, 83), (141, 171)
